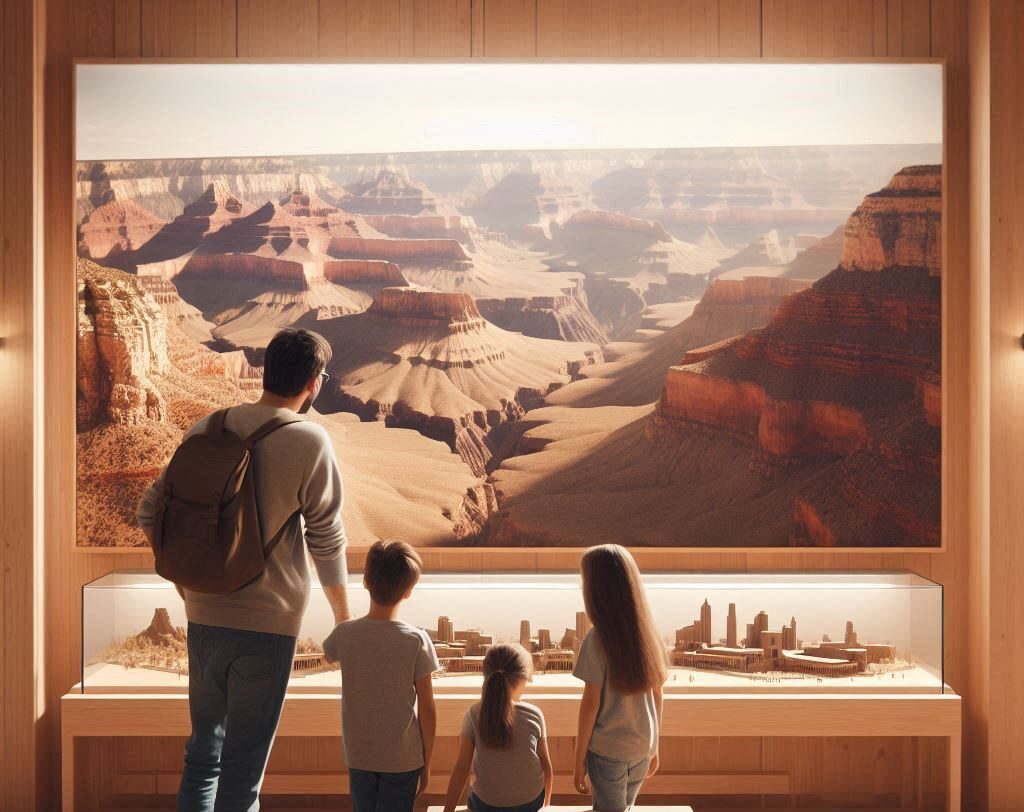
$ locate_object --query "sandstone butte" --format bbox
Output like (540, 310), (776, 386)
(75, 258), (494, 549)
(648, 165), (942, 546)
(312, 284), (603, 477)
(77, 197), (167, 262)
(339, 167), (443, 216)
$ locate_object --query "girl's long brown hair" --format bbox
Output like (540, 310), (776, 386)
(580, 544), (668, 695)
(478, 643), (532, 749)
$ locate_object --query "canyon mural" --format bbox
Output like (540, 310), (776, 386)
(75, 143), (942, 548)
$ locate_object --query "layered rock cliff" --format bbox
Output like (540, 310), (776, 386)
(647, 166), (942, 546)
(313, 286), (602, 475)
(339, 168), (442, 215)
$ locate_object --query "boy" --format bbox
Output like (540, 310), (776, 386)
(324, 540), (439, 812)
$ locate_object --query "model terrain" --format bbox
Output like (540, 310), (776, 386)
(76, 145), (942, 548)
(86, 600), (935, 695)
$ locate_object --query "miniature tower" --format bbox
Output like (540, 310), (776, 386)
(538, 629), (551, 651)
(752, 611), (769, 648)
(574, 611), (590, 655)
(782, 623), (796, 651)
(520, 620), (531, 650)
(726, 603), (737, 647)
(845, 620), (858, 645)
(790, 616), (797, 648)
(700, 599), (712, 645)
(437, 616), (455, 644)
(745, 623), (755, 647)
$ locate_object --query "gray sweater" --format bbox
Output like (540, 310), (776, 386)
(137, 404), (349, 637)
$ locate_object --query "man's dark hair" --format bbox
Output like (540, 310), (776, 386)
(363, 539), (422, 606)
(262, 329), (332, 397)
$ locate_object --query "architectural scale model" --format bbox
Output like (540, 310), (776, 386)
(94, 609), (338, 679)
(671, 599), (911, 679)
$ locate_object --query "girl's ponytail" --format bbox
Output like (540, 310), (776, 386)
(478, 643), (532, 749)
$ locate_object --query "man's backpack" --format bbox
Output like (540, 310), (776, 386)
(149, 407), (305, 594)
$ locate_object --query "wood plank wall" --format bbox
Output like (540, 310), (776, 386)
(27, 0), (990, 808)
(0, 1), (44, 811)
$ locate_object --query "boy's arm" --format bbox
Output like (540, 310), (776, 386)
(538, 736), (554, 807)
(647, 684), (664, 778)
(442, 734), (474, 812)
(415, 674), (437, 797)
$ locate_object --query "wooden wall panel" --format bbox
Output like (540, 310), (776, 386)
(413, 0), (472, 56)
(477, 0), (537, 56)
(319, 0), (414, 57)
(238, 0), (319, 57)
(138, 0), (237, 58)
(887, 0), (931, 55)
(113, 0), (142, 56)
(719, 0), (763, 55)
(537, 0), (640, 56)
(763, 0), (886, 57)
(1, 0), (44, 807)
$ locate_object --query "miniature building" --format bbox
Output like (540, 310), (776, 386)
(845, 621), (858, 645)
(782, 623), (796, 651)
(538, 629), (552, 651)
(761, 630), (784, 665)
(520, 620), (532, 650)
(537, 649), (575, 673)
(446, 656), (486, 674)
(291, 653), (332, 675)
(726, 603), (738, 647)
(437, 616), (455, 644)
(699, 599), (712, 645)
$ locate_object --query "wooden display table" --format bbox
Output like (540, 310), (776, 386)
(61, 691), (961, 811)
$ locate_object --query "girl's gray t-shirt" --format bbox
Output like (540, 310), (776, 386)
(461, 701), (546, 807)
(572, 630), (659, 762)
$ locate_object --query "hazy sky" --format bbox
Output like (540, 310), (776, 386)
(76, 62), (942, 161)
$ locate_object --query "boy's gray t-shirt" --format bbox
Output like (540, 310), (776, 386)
(572, 630), (658, 762)
(461, 701), (547, 807)
(323, 617), (440, 772)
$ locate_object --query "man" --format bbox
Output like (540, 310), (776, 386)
(138, 328), (350, 812)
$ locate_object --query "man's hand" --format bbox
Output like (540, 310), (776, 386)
(646, 751), (660, 778)
(573, 760), (588, 795)
(417, 764), (430, 797)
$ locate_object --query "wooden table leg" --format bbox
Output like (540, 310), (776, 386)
(61, 728), (75, 812)
(948, 732), (961, 812)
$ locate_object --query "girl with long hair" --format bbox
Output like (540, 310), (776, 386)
(573, 544), (667, 811)
(443, 643), (553, 812)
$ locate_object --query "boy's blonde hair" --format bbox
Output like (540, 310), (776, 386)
(363, 539), (422, 606)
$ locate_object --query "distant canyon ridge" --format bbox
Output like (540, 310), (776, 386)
(75, 144), (941, 548)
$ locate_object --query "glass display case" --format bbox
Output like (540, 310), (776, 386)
(81, 571), (944, 695)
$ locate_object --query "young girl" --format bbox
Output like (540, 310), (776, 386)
(444, 643), (553, 812)
(573, 544), (667, 812)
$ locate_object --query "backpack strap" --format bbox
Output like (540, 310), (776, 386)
(206, 407), (231, 436)
(244, 414), (307, 448)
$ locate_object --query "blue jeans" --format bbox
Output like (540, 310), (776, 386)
(469, 789), (545, 812)
(586, 750), (651, 812)
(176, 622), (296, 812)
(348, 767), (421, 812)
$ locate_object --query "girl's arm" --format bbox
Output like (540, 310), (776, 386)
(574, 682), (601, 794)
(538, 736), (553, 807)
(647, 684), (664, 778)
(442, 734), (475, 812)
(415, 674), (437, 797)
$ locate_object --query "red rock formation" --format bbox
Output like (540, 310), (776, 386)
(361, 214), (476, 243)
(563, 210), (672, 242)
(713, 229), (797, 277)
(322, 260), (408, 287)
(469, 172), (591, 239)
(840, 166), (942, 276)
(136, 608), (187, 647)
(77, 198), (167, 261)
(327, 236), (471, 269)
(647, 166), (941, 546)
(784, 225), (844, 281)
(314, 286), (602, 475)
(77, 260), (168, 427)
(279, 188), (340, 218)
(340, 167), (441, 215)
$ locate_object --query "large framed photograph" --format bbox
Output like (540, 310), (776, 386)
(74, 60), (943, 550)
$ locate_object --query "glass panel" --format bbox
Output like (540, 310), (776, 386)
(82, 570), (943, 695)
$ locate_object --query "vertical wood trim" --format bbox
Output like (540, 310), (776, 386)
(238, 0), (318, 57)
(987, 1), (1024, 808)
(470, 0), (485, 55)
(0, 0), (44, 809)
